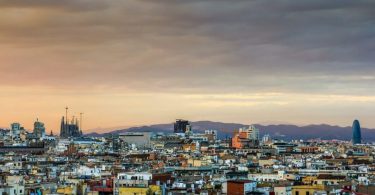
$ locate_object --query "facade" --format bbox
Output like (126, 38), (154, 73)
(204, 129), (217, 141)
(10, 123), (23, 140)
(352, 119), (362, 144)
(33, 119), (46, 138)
(119, 132), (151, 148)
(291, 185), (325, 195)
(174, 119), (191, 134)
(239, 125), (260, 140)
(226, 180), (257, 195)
(232, 131), (252, 149)
(232, 125), (260, 149)
(274, 185), (292, 195)
(115, 172), (161, 195)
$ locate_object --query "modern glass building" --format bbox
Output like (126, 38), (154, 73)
(352, 120), (362, 144)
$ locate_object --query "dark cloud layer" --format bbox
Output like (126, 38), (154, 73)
(0, 0), (374, 94)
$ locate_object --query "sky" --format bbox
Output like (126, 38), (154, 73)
(0, 0), (375, 133)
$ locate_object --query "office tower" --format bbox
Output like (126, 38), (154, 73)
(33, 119), (46, 138)
(174, 119), (191, 133)
(352, 119), (362, 144)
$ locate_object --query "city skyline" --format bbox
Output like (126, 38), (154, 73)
(0, 114), (369, 135)
(1, 1), (375, 132)
(1, 1), (375, 194)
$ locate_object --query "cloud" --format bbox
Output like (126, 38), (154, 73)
(0, 0), (375, 130)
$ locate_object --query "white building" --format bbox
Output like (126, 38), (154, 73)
(75, 166), (101, 178)
(248, 171), (287, 182)
(239, 125), (260, 140)
(0, 176), (25, 195)
(116, 172), (152, 188)
(274, 186), (292, 195)
(119, 132), (151, 148)
(204, 130), (218, 140)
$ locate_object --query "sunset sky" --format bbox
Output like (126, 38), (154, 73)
(1, 0), (375, 133)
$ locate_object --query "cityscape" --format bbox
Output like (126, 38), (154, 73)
(0, 111), (374, 195)
(1, 0), (375, 195)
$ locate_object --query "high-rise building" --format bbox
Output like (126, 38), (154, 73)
(352, 119), (362, 144)
(174, 119), (191, 134)
(239, 125), (260, 140)
(33, 119), (46, 138)
(232, 125), (260, 149)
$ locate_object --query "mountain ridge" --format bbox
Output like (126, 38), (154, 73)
(85, 121), (375, 141)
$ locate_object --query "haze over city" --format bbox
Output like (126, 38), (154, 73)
(1, 0), (375, 133)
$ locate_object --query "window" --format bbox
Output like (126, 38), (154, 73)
(295, 191), (299, 195)
(306, 192), (310, 195)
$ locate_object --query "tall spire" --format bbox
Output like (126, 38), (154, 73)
(65, 106), (69, 125)
(80, 112), (83, 133)
(60, 116), (65, 137)
(65, 106), (69, 136)
(60, 107), (83, 138)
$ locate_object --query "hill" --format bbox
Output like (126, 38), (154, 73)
(85, 121), (375, 141)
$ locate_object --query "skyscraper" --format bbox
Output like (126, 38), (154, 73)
(352, 119), (362, 144)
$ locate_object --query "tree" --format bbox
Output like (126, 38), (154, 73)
(146, 188), (153, 195)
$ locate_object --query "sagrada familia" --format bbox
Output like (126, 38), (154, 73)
(59, 107), (83, 138)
